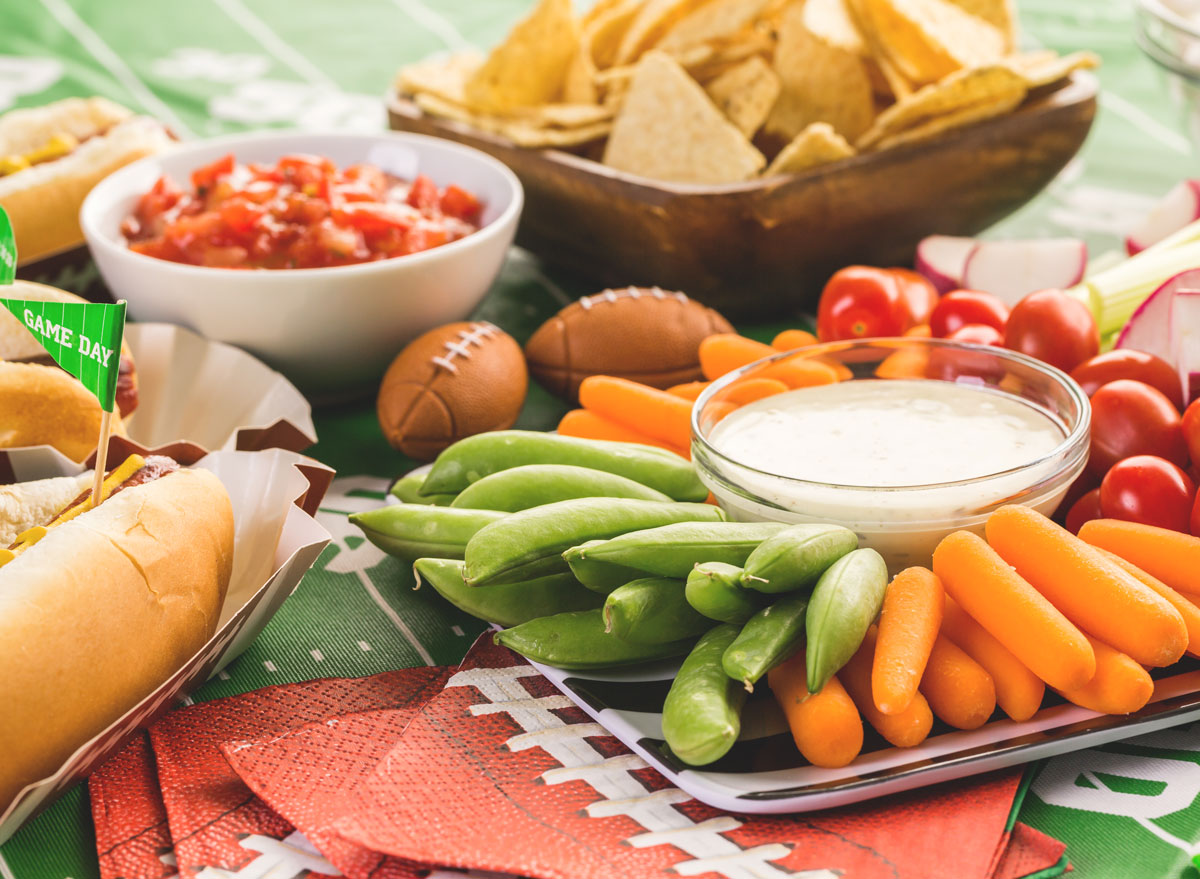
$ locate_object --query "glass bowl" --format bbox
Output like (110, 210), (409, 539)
(690, 338), (1091, 571)
(1136, 0), (1200, 142)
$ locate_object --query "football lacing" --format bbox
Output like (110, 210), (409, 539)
(577, 287), (689, 310)
(431, 322), (499, 375)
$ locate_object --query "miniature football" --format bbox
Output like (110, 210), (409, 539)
(524, 287), (734, 401)
(377, 321), (527, 461)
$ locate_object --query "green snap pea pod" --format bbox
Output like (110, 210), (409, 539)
(420, 430), (706, 501)
(564, 540), (651, 595)
(450, 464), (671, 511)
(722, 596), (809, 692)
(349, 504), (504, 561)
(805, 548), (889, 694)
(580, 522), (788, 578)
(603, 578), (712, 644)
(413, 558), (601, 627)
(661, 624), (747, 766)
(389, 471), (455, 506)
(464, 498), (725, 587)
(494, 609), (695, 670)
(685, 562), (765, 624)
(741, 524), (859, 594)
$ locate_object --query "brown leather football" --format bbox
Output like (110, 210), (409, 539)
(524, 287), (734, 402)
(377, 321), (527, 461)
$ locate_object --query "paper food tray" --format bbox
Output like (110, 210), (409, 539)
(0, 447), (334, 845)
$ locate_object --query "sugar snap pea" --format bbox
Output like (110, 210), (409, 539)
(564, 540), (652, 594)
(722, 596), (809, 692)
(581, 522), (788, 578)
(465, 498), (725, 587)
(494, 609), (695, 669)
(413, 558), (601, 627)
(389, 471), (455, 506)
(806, 548), (889, 694)
(350, 504), (505, 561)
(685, 562), (765, 624)
(661, 624), (747, 766)
(742, 524), (859, 594)
(603, 578), (712, 644)
(420, 430), (707, 501)
(450, 464), (671, 511)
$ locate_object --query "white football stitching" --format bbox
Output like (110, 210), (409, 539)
(430, 322), (500, 375)
(578, 287), (689, 311)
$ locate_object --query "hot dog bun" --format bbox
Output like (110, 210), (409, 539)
(0, 472), (90, 545)
(0, 361), (127, 462)
(0, 98), (173, 263)
(0, 466), (233, 809)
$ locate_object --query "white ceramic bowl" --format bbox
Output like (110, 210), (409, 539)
(81, 130), (523, 395)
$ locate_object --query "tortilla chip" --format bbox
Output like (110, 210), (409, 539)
(869, 89), (1023, 150)
(943, 0), (1016, 49)
(656, 0), (772, 53)
(583, 0), (631, 28)
(395, 51), (484, 104)
(588, 0), (643, 69)
(614, 0), (712, 65)
(464, 0), (580, 111)
(705, 56), (781, 136)
(856, 64), (1026, 148)
(1004, 50), (1100, 89)
(764, 122), (856, 175)
(857, 0), (1007, 86)
(802, 0), (867, 56)
(415, 93), (612, 147)
(602, 50), (765, 183)
(765, 3), (875, 142)
(563, 48), (600, 104)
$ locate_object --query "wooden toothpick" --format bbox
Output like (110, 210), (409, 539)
(91, 409), (113, 506)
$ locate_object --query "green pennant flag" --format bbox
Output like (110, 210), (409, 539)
(0, 204), (15, 285)
(0, 297), (127, 413)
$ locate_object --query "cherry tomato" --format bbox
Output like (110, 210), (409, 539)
(1089, 379), (1188, 477)
(1070, 349), (1183, 409)
(1059, 471), (1100, 519)
(947, 323), (1004, 346)
(1184, 398), (1200, 468)
(1003, 289), (1099, 373)
(1193, 489), (1200, 536)
(929, 290), (1010, 338)
(1100, 455), (1196, 532)
(817, 267), (912, 341)
(1065, 487), (1104, 534)
(891, 268), (939, 326)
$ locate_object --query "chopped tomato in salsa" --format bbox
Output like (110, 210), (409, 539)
(121, 153), (484, 269)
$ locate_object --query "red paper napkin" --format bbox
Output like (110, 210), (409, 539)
(89, 732), (176, 879)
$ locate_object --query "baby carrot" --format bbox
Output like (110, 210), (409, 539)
(987, 505), (1187, 668)
(932, 530), (1095, 692)
(875, 347), (930, 380)
(666, 381), (710, 401)
(756, 358), (840, 389)
(1055, 635), (1154, 715)
(872, 566), (944, 715)
(717, 377), (789, 406)
(904, 324), (933, 337)
(1098, 548), (1200, 659)
(700, 400), (740, 427)
(941, 596), (1045, 722)
(768, 651), (863, 768)
(840, 627), (933, 748)
(919, 634), (997, 730)
(557, 409), (682, 454)
(579, 375), (694, 450)
(771, 329), (818, 350)
(699, 334), (777, 380)
(1079, 519), (1200, 596)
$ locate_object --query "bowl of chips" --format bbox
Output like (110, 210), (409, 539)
(388, 0), (1099, 318)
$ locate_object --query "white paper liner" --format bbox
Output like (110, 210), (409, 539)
(0, 447), (333, 845)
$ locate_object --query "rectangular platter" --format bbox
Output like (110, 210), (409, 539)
(533, 655), (1200, 813)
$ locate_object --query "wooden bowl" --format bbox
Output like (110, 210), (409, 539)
(387, 72), (1098, 319)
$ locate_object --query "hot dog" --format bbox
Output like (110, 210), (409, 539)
(0, 454), (233, 809)
(0, 97), (173, 263)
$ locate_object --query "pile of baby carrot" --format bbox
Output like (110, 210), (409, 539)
(772, 505), (1200, 769)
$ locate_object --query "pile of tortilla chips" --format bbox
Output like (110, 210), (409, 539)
(394, 0), (1098, 184)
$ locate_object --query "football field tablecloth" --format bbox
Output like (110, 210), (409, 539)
(2, 1), (1200, 876)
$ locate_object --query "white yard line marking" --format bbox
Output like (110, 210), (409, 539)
(451, 625), (465, 636)
(218, 669), (231, 681)
(263, 660), (277, 672)
(358, 640), (372, 652)
(211, 0), (336, 86)
(311, 649), (325, 662)
(387, 0), (472, 51)
(1081, 770), (1200, 856)
(356, 569), (435, 664)
(1100, 92), (1193, 156)
(0, 851), (16, 879)
(36, 0), (193, 136)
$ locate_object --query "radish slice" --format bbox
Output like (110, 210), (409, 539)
(1116, 268), (1200, 405)
(962, 238), (1088, 306)
(1126, 180), (1200, 256)
(915, 235), (974, 294)
(1172, 290), (1200, 404)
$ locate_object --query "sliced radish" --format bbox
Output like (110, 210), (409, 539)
(962, 238), (1088, 306)
(1126, 180), (1200, 255)
(1116, 268), (1200, 405)
(1171, 289), (1200, 404)
(915, 235), (974, 294)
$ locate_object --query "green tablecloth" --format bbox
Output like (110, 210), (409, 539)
(2, 1), (1199, 876)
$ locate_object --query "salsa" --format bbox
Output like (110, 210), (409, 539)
(121, 153), (483, 269)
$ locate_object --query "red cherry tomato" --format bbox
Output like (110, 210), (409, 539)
(1184, 398), (1200, 467)
(891, 268), (939, 326)
(1071, 349), (1184, 409)
(947, 323), (1004, 346)
(1003, 289), (1099, 373)
(1100, 455), (1196, 532)
(1193, 489), (1200, 536)
(1059, 471), (1100, 519)
(817, 267), (913, 341)
(1089, 380), (1188, 477)
(929, 290), (1010, 338)
(1065, 487), (1104, 534)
